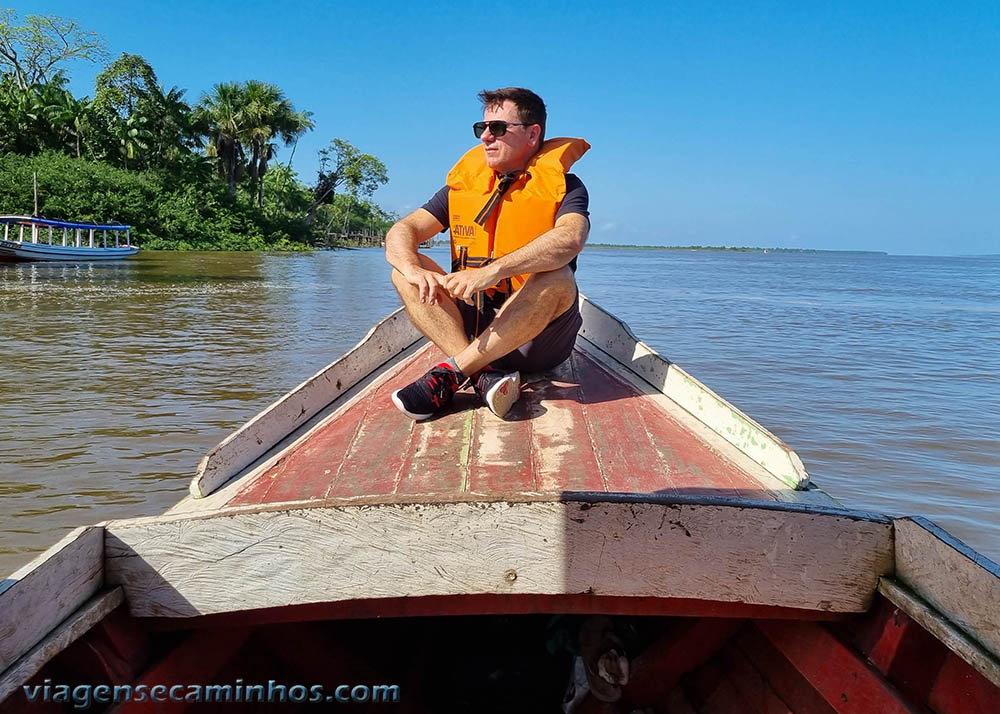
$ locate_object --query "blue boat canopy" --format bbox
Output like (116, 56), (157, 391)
(0, 215), (130, 231)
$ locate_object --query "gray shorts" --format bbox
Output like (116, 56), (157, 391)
(458, 290), (583, 373)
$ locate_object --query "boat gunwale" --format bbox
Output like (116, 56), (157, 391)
(189, 306), (423, 498)
(577, 296), (810, 490)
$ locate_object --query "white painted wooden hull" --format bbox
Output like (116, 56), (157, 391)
(0, 239), (137, 262)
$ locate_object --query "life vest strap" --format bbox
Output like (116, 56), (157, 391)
(473, 172), (520, 228)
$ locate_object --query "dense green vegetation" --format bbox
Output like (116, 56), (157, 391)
(0, 11), (394, 249)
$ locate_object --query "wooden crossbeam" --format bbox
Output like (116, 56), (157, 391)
(758, 621), (920, 714)
(105, 500), (893, 618)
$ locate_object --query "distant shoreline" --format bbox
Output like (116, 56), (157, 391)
(585, 244), (889, 255)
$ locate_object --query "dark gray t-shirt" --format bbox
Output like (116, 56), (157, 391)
(421, 174), (589, 272)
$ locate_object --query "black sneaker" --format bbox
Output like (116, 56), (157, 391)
(391, 363), (462, 420)
(474, 368), (521, 418)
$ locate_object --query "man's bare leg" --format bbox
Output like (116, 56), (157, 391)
(390, 254), (471, 357)
(391, 263), (576, 420)
(453, 265), (578, 377)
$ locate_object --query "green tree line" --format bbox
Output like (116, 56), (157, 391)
(0, 10), (393, 250)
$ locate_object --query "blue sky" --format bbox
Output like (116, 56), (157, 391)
(23, 1), (1000, 255)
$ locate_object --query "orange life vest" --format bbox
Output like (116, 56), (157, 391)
(447, 137), (590, 295)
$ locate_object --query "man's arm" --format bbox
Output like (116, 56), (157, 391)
(385, 208), (447, 305)
(441, 213), (589, 303)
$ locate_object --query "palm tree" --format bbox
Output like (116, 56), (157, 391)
(38, 83), (92, 157)
(241, 80), (313, 208)
(141, 84), (201, 169)
(198, 81), (312, 204)
(197, 82), (245, 195)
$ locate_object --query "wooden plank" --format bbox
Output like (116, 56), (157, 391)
(758, 621), (921, 714)
(110, 628), (251, 713)
(846, 587), (949, 702)
(893, 517), (1000, 663)
(329, 379), (416, 498)
(624, 619), (740, 707)
(88, 606), (153, 682)
(139, 595), (841, 631)
(575, 338), (816, 505)
(191, 307), (423, 498)
(572, 351), (674, 494)
(630, 382), (770, 500)
(228, 396), (365, 504)
(878, 577), (1000, 688)
(734, 624), (838, 714)
(395, 401), (474, 496)
(865, 601), (913, 674)
(0, 526), (103, 673)
(230, 343), (433, 505)
(466, 400), (536, 493)
(528, 357), (606, 492)
(104, 500), (892, 617)
(172, 340), (430, 514)
(927, 650), (1000, 714)
(0, 588), (123, 704)
(715, 644), (795, 714)
(578, 296), (810, 489)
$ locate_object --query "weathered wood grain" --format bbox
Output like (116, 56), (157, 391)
(0, 588), (123, 703)
(191, 307), (422, 498)
(578, 296), (810, 490)
(104, 500), (892, 618)
(893, 518), (1000, 664)
(878, 577), (1000, 688)
(0, 526), (103, 674)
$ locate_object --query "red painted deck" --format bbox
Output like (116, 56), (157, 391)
(228, 344), (777, 507)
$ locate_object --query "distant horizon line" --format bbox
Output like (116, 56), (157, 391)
(585, 243), (889, 255)
(583, 244), (999, 258)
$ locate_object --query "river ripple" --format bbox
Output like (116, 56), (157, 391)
(1, 248), (997, 575)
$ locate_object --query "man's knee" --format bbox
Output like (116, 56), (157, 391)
(520, 266), (577, 312)
(390, 267), (413, 299)
(390, 254), (447, 297)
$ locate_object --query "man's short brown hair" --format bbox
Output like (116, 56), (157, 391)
(478, 87), (547, 145)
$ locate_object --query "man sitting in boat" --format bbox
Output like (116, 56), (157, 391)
(386, 87), (590, 420)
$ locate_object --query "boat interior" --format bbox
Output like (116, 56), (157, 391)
(2, 589), (995, 713)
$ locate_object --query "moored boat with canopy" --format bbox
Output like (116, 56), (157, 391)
(0, 215), (137, 262)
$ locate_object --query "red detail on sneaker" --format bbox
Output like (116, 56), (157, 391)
(499, 384), (509, 395)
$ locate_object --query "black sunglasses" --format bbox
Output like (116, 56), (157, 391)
(473, 120), (530, 138)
